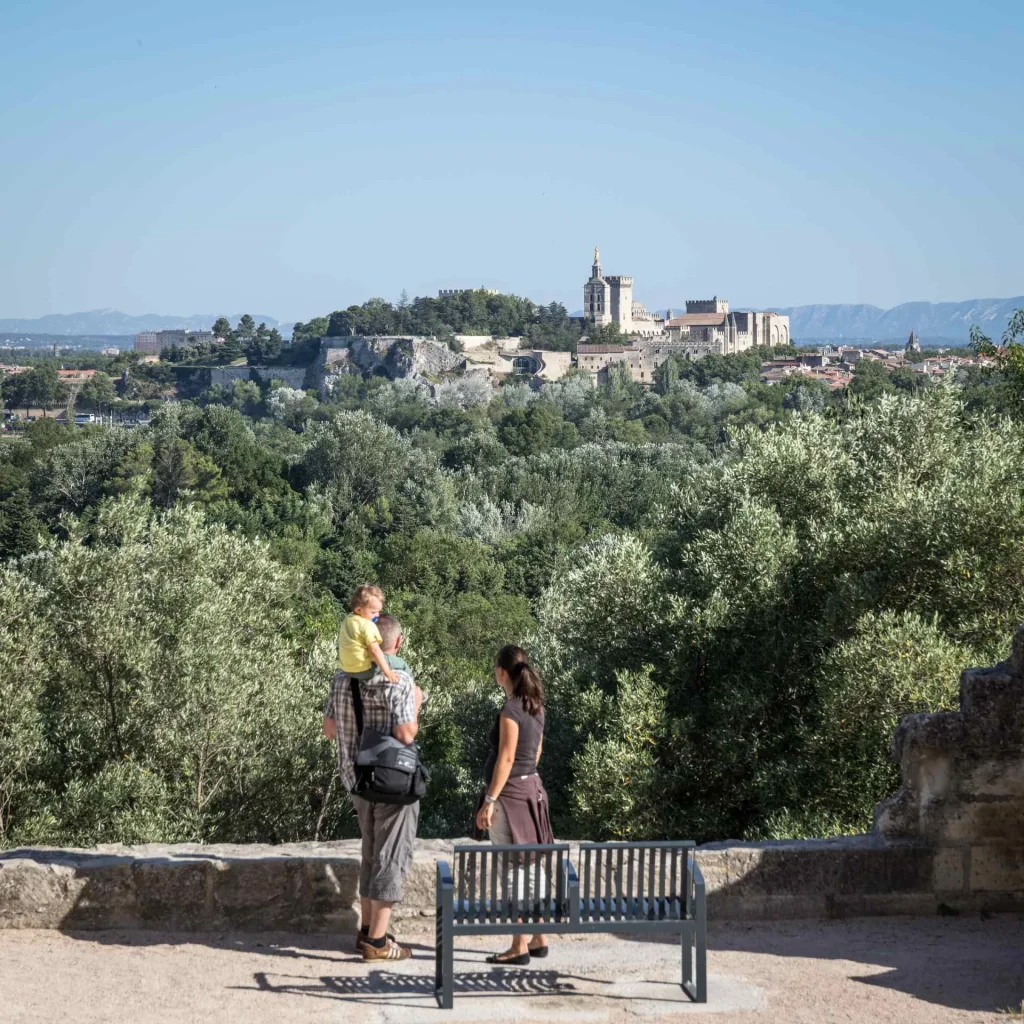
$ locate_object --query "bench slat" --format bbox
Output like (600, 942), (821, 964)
(627, 848), (634, 921)
(647, 847), (656, 919)
(489, 848), (497, 922)
(511, 849), (519, 921)
(457, 850), (466, 923)
(587, 848), (593, 920)
(659, 847), (666, 919)
(636, 846), (645, 919)
(670, 848), (678, 920)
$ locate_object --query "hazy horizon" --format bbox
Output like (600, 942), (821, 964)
(4, 293), (1024, 326)
(2, 1), (1022, 321)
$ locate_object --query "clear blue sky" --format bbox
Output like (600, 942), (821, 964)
(1, 0), (1022, 321)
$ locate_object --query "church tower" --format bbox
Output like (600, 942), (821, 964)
(584, 247), (612, 326)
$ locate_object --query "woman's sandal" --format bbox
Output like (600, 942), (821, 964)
(528, 945), (549, 958)
(485, 950), (531, 966)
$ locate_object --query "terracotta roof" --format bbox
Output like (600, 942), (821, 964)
(666, 314), (727, 328)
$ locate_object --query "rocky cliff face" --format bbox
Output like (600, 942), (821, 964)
(319, 336), (462, 393)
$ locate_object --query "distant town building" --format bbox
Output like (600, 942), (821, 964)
(134, 329), (214, 354)
(133, 332), (161, 354)
(906, 330), (922, 354)
(662, 302), (789, 356)
(462, 343), (572, 381)
(438, 288), (499, 298)
(579, 249), (791, 382)
(100, 346), (121, 356)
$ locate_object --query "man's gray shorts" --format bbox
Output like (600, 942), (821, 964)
(352, 795), (419, 903)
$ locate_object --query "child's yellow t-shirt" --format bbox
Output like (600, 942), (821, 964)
(338, 614), (383, 673)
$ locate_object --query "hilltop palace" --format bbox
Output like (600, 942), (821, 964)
(578, 248), (790, 383)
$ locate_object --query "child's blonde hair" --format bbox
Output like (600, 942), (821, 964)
(350, 584), (385, 612)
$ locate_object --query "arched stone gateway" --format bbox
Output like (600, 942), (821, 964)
(512, 354), (541, 375)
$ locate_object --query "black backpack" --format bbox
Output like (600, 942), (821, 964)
(350, 679), (428, 806)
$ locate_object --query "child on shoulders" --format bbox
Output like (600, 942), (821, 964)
(338, 584), (399, 685)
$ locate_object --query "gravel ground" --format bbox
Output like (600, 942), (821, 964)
(1, 915), (1021, 1024)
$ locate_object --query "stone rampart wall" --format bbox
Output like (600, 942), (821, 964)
(2, 629), (1021, 932)
(1, 833), (1020, 932)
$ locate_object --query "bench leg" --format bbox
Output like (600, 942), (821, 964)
(435, 893), (454, 1009)
(681, 878), (707, 1002)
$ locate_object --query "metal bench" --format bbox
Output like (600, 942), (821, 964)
(434, 840), (706, 1009)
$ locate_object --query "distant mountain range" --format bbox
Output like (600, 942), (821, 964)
(3, 297), (1022, 347)
(775, 297), (1024, 344)
(0, 309), (291, 337)
(585, 297), (1022, 345)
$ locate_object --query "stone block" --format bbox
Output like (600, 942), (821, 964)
(966, 761), (1024, 800)
(829, 892), (941, 918)
(932, 848), (966, 893)
(211, 857), (309, 929)
(938, 800), (1024, 843)
(969, 847), (1024, 892)
(306, 859), (359, 908)
(133, 859), (211, 928)
(0, 857), (81, 928)
(61, 861), (138, 929)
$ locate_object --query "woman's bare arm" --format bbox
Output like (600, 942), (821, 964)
(486, 716), (519, 801)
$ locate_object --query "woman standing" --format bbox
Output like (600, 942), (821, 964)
(475, 644), (553, 965)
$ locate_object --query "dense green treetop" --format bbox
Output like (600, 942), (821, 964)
(2, 313), (1024, 847)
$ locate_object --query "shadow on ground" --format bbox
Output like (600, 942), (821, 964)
(617, 914), (1024, 1014)
(238, 966), (602, 1006)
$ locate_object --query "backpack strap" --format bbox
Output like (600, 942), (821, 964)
(349, 677), (365, 738)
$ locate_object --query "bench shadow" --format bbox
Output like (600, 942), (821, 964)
(610, 914), (1024, 1014)
(237, 966), (593, 1005)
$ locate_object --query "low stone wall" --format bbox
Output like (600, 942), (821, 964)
(3, 629), (1022, 933)
(1, 833), (1020, 932)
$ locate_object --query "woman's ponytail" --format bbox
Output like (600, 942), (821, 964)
(496, 644), (544, 716)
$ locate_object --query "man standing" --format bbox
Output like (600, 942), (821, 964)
(323, 613), (423, 962)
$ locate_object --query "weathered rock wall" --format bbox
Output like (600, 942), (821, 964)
(319, 336), (462, 393)
(874, 625), (1024, 897)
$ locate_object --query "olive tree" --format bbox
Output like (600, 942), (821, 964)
(535, 388), (1024, 840)
(2, 496), (336, 846)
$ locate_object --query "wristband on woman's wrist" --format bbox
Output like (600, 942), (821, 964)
(484, 794), (497, 805)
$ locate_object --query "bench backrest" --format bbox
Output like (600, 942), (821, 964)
(577, 841), (694, 922)
(451, 843), (571, 925)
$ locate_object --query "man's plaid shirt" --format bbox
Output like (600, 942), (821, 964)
(323, 668), (416, 792)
